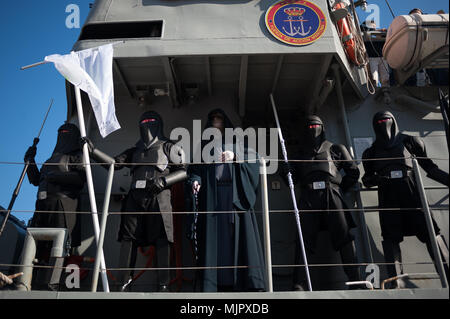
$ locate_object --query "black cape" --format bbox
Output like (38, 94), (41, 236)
(187, 109), (266, 292)
(28, 153), (85, 248)
(362, 133), (444, 243)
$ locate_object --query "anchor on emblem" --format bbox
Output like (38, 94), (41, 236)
(282, 7), (312, 37)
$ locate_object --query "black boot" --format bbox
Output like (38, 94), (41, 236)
(382, 240), (404, 289)
(31, 242), (51, 290)
(116, 240), (137, 292)
(425, 234), (449, 279)
(436, 234), (449, 276)
(156, 238), (171, 292)
(340, 241), (361, 289)
(293, 282), (307, 291)
(47, 238), (71, 291)
(292, 242), (312, 291)
(46, 257), (65, 291)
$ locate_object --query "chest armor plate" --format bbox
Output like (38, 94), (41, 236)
(38, 153), (71, 193)
(131, 141), (169, 182)
(371, 138), (413, 175)
(297, 141), (339, 180)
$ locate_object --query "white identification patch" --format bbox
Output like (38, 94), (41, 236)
(313, 181), (326, 190)
(38, 191), (47, 200)
(390, 170), (403, 179)
(135, 180), (147, 189)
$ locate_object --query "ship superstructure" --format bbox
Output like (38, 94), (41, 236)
(0, 0), (448, 299)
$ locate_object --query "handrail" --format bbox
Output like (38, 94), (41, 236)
(0, 156), (448, 166)
(91, 162), (115, 292)
(345, 281), (374, 290)
(2, 205), (449, 216)
(412, 158), (448, 288)
(1, 156), (448, 292)
(74, 86), (109, 292)
(381, 273), (440, 290)
(260, 158), (274, 292)
(360, 185), (449, 191)
(332, 62), (373, 263)
(2, 260), (446, 272)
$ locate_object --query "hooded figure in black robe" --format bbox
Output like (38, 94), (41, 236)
(85, 111), (187, 292)
(285, 115), (361, 290)
(362, 111), (449, 288)
(187, 109), (266, 292)
(24, 122), (85, 289)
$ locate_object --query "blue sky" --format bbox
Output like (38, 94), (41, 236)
(0, 0), (448, 225)
(0, 1), (92, 224)
(355, 0), (449, 29)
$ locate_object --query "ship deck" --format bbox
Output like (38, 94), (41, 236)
(1, 288), (448, 299)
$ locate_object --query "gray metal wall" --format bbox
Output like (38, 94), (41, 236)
(69, 83), (449, 292)
(56, 0), (450, 291)
(0, 209), (26, 278)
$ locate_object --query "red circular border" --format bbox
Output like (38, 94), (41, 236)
(265, 0), (327, 46)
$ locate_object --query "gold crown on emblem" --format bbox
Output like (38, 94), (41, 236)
(284, 7), (306, 16)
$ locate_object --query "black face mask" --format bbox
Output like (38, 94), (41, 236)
(374, 118), (393, 141)
(372, 111), (398, 148)
(307, 124), (323, 140)
(303, 116), (325, 150)
(139, 111), (163, 148)
(52, 123), (81, 155)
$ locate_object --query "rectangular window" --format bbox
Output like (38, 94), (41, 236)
(79, 21), (163, 40)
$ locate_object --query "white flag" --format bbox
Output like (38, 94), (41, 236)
(45, 44), (121, 137)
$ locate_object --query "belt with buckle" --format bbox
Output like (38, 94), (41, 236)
(385, 170), (413, 180)
(38, 191), (69, 200)
(312, 181), (326, 190)
(302, 180), (334, 190)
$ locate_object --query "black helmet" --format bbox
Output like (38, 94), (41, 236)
(138, 111), (164, 148)
(52, 123), (81, 154)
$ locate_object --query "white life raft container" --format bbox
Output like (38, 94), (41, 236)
(383, 13), (449, 70)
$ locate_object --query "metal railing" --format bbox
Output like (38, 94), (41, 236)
(0, 156), (448, 292)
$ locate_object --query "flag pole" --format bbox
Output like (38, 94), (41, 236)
(74, 87), (110, 292)
(20, 53), (115, 292)
(20, 42), (125, 70)
(20, 61), (48, 71)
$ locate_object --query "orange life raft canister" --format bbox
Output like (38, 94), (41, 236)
(333, 2), (360, 66)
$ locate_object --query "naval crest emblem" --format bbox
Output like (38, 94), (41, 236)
(265, 0), (327, 46)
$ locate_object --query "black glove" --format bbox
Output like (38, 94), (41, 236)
(280, 162), (293, 177)
(341, 180), (358, 193)
(147, 177), (166, 194)
(427, 167), (449, 187)
(24, 145), (37, 162)
(80, 136), (94, 153)
(362, 174), (382, 188)
(280, 161), (295, 185)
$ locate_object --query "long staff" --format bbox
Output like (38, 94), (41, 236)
(270, 94), (312, 291)
(0, 99), (53, 236)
